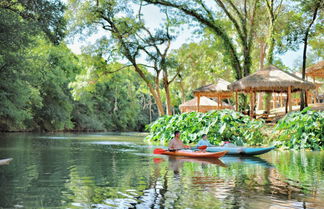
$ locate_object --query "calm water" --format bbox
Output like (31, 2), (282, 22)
(0, 133), (323, 209)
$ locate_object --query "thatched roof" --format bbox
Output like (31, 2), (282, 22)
(228, 65), (316, 92)
(179, 96), (232, 107)
(180, 96), (217, 107)
(306, 61), (324, 78)
(193, 78), (233, 98)
(294, 72), (323, 86)
(193, 78), (231, 93)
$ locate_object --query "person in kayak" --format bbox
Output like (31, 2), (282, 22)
(168, 131), (190, 150)
(196, 134), (213, 147)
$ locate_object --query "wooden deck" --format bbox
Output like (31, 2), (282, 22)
(309, 103), (324, 111)
(253, 103), (324, 123)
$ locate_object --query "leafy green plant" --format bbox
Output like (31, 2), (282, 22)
(146, 109), (265, 145)
(274, 107), (324, 150)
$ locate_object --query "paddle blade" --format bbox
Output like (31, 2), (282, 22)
(153, 158), (164, 164)
(198, 145), (207, 150)
(153, 148), (166, 154)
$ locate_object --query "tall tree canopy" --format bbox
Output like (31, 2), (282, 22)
(143, 0), (259, 80)
(0, 0), (66, 44)
(0, 0), (67, 130)
(67, 0), (182, 115)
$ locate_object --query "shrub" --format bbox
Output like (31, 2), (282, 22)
(146, 109), (265, 145)
(274, 107), (324, 150)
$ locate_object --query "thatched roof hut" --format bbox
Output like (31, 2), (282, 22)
(193, 78), (233, 111)
(294, 72), (323, 86)
(193, 78), (232, 98)
(179, 96), (233, 113)
(306, 61), (324, 78)
(228, 65), (316, 115)
(228, 66), (316, 93)
(294, 72), (323, 104)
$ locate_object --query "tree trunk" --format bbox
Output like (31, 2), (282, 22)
(259, 41), (267, 70)
(257, 41), (266, 110)
(163, 78), (172, 115)
(148, 83), (165, 116)
(133, 65), (165, 116)
(300, 4), (319, 110)
(179, 81), (186, 103)
(264, 22), (275, 113)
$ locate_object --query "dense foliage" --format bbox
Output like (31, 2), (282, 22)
(146, 110), (265, 145)
(274, 107), (324, 150)
(0, 6), (157, 132)
(71, 69), (157, 132)
(1, 0), (323, 136)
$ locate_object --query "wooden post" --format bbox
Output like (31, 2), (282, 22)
(306, 90), (310, 104)
(316, 86), (319, 104)
(197, 94), (201, 112)
(273, 93), (276, 109)
(235, 91), (238, 111)
(285, 93), (288, 113)
(217, 95), (220, 109)
(288, 86), (292, 112)
(253, 91), (257, 117)
(250, 90), (254, 117)
(220, 96), (223, 109)
(313, 77), (316, 104)
(280, 93), (283, 107)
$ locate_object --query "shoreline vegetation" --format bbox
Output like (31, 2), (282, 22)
(1, 108), (323, 151)
(146, 108), (324, 151)
(1, 108), (322, 151)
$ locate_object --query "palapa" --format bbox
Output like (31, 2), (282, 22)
(179, 96), (233, 113)
(294, 72), (323, 86)
(192, 78), (233, 111)
(194, 78), (231, 92)
(228, 65), (316, 92)
(306, 61), (324, 78)
(229, 65), (317, 115)
(193, 78), (233, 98)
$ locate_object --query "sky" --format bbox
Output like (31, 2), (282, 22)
(66, 3), (303, 69)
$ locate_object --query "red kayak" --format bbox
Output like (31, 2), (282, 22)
(154, 149), (227, 158)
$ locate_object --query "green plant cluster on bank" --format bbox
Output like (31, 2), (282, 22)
(146, 109), (266, 145)
(274, 107), (324, 150)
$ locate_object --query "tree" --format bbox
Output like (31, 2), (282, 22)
(67, 0), (181, 115)
(0, 0), (66, 44)
(169, 37), (234, 106)
(28, 41), (80, 131)
(0, 2), (66, 130)
(263, 0), (284, 113)
(297, 0), (323, 110)
(143, 0), (259, 80)
(70, 55), (159, 131)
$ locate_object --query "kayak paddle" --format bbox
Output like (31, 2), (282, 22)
(153, 148), (166, 154)
(197, 145), (207, 150)
(153, 146), (208, 154)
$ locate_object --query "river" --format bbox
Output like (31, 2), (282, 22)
(0, 133), (323, 208)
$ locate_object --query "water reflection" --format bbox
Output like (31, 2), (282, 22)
(0, 133), (323, 209)
(221, 156), (274, 168)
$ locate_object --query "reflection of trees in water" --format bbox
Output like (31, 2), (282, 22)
(0, 136), (74, 208)
(131, 156), (321, 208)
(1, 135), (323, 208)
(133, 157), (224, 208)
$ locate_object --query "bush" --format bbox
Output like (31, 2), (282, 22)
(274, 107), (324, 150)
(146, 109), (265, 145)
